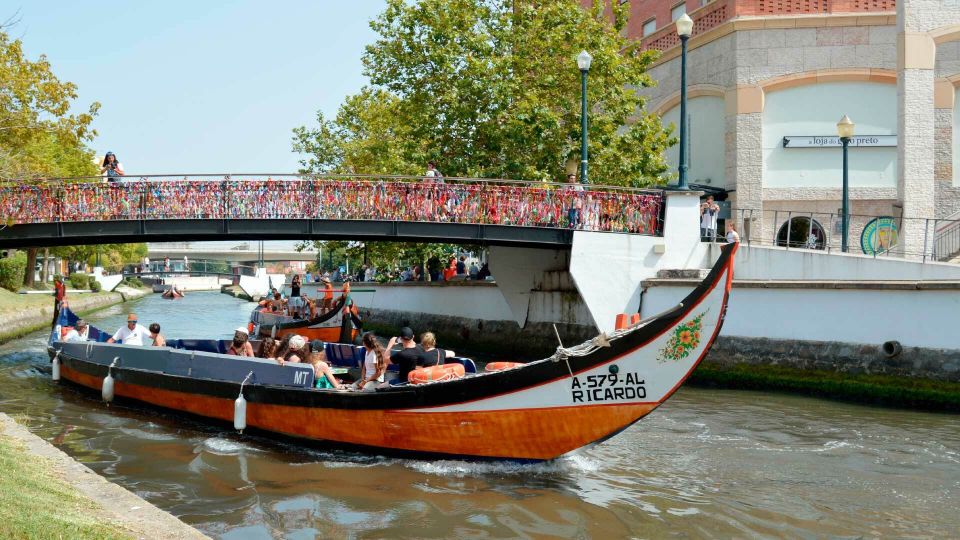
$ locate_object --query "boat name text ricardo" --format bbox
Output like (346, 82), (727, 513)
(571, 372), (646, 403)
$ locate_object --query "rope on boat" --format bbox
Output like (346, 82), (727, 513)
(547, 302), (685, 363)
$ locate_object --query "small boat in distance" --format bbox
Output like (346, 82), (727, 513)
(47, 243), (737, 461)
(160, 286), (184, 299)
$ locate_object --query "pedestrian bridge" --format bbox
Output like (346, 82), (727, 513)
(0, 175), (663, 249)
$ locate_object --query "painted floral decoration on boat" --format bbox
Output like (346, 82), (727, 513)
(658, 311), (707, 363)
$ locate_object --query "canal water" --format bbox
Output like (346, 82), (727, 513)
(1, 292), (958, 538)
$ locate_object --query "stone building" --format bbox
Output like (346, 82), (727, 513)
(588, 0), (960, 259)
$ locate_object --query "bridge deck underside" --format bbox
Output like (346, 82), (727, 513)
(0, 219), (575, 249)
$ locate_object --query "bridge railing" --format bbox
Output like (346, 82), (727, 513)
(0, 175), (663, 236)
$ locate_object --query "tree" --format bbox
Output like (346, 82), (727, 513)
(0, 27), (100, 285)
(297, 240), (469, 279)
(0, 29), (99, 181)
(293, 0), (674, 187)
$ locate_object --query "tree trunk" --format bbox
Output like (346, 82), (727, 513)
(41, 247), (50, 284)
(23, 248), (37, 287)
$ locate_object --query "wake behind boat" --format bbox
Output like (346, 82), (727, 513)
(47, 243), (737, 461)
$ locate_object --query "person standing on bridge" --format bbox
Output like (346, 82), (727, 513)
(100, 152), (125, 182)
(424, 161), (443, 183)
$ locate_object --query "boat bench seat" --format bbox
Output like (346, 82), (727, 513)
(54, 341), (315, 388)
(446, 357), (477, 374)
(324, 343), (361, 369)
(173, 339), (227, 355)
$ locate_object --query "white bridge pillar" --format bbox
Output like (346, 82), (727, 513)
(569, 191), (708, 333)
(488, 246), (569, 328)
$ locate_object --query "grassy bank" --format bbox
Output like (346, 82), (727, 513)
(0, 427), (132, 539)
(690, 361), (960, 412)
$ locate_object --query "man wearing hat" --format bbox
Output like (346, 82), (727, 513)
(107, 313), (149, 345)
(63, 319), (90, 343)
(384, 327), (422, 384)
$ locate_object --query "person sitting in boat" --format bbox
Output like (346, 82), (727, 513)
(226, 327), (255, 357)
(107, 314), (149, 345)
(280, 335), (310, 363)
(148, 323), (166, 347)
(354, 332), (387, 391)
(62, 319), (90, 342)
(308, 350), (345, 390)
(385, 327), (422, 385)
(418, 332), (455, 367)
(258, 337), (277, 359)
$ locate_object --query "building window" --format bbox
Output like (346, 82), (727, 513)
(700, 0), (713, 6)
(671, 3), (686, 21)
(642, 18), (656, 37)
(776, 217), (826, 249)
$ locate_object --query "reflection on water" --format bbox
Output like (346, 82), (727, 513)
(1, 292), (959, 538)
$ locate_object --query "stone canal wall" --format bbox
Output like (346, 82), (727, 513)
(640, 278), (960, 381)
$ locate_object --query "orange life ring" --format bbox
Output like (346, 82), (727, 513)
(485, 361), (524, 372)
(247, 322), (255, 334)
(408, 364), (465, 384)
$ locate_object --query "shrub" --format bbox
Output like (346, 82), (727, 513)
(89, 280), (102, 292)
(68, 273), (90, 290)
(122, 277), (144, 288)
(0, 252), (27, 291)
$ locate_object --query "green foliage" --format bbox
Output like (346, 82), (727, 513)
(293, 0), (674, 186)
(121, 277), (144, 289)
(68, 273), (90, 290)
(0, 252), (27, 291)
(300, 240), (469, 275)
(89, 280), (102, 292)
(0, 30), (99, 180)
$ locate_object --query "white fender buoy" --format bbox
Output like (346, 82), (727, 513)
(234, 371), (254, 433)
(270, 325), (277, 339)
(234, 394), (247, 432)
(51, 351), (61, 381)
(102, 357), (119, 404)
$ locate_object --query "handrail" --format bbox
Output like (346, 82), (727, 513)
(0, 173), (664, 195)
(0, 176), (665, 236)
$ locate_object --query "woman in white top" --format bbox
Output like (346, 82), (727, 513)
(354, 332), (387, 391)
(726, 222), (741, 244)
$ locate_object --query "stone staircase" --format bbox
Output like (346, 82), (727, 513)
(934, 210), (960, 262)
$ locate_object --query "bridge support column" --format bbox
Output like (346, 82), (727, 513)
(488, 246), (570, 328)
(569, 191), (707, 333)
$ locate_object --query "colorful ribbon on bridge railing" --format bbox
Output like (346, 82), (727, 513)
(0, 179), (662, 235)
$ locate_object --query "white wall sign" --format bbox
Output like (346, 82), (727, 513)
(782, 135), (897, 148)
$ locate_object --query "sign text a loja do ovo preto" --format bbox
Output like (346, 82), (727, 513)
(782, 135), (896, 148)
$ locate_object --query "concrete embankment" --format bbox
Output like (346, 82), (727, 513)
(0, 413), (208, 539)
(221, 284), (254, 302)
(0, 287), (149, 345)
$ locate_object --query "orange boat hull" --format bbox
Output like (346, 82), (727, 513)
(61, 364), (656, 460)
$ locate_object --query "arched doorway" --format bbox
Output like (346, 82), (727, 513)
(776, 217), (826, 249)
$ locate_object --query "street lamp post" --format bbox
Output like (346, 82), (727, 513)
(837, 115), (855, 253)
(577, 50), (592, 185)
(676, 13), (693, 190)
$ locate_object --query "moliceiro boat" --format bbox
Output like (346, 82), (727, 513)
(250, 295), (362, 344)
(47, 243), (737, 461)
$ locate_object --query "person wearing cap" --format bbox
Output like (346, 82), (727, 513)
(226, 327), (255, 357)
(63, 319), (90, 343)
(107, 314), (149, 345)
(99, 151), (125, 182)
(385, 327), (423, 385)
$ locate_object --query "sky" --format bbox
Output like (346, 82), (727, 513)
(8, 0), (385, 175)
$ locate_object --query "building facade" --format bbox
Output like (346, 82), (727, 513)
(591, 0), (960, 259)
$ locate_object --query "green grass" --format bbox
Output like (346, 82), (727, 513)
(0, 432), (133, 539)
(690, 361), (960, 411)
(0, 288), (50, 314)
